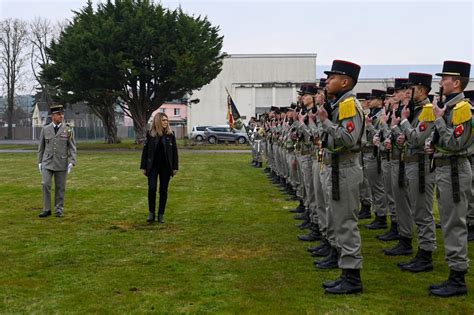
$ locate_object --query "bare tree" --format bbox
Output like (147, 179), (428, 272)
(29, 17), (59, 106)
(0, 18), (28, 139)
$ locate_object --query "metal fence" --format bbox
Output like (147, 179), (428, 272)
(0, 124), (188, 141)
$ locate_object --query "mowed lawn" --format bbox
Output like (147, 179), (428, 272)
(0, 150), (473, 314)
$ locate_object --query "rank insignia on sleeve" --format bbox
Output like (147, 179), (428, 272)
(419, 122), (427, 132)
(454, 124), (464, 138)
(346, 121), (355, 133)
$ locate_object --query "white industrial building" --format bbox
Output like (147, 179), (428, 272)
(187, 53), (317, 132)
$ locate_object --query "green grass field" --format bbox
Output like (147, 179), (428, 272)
(0, 151), (472, 314)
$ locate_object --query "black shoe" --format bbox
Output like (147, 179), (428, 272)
(383, 236), (413, 256)
(325, 269), (363, 294)
(294, 213), (308, 221)
(311, 241), (331, 257)
(358, 204), (371, 219)
(157, 214), (164, 223)
(315, 247), (339, 269)
(435, 223), (441, 229)
(39, 210), (51, 218)
(376, 221), (399, 241)
(430, 270), (467, 297)
(365, 215), (388, 230)
(298, 228), (321, 242)
(264, 167), (270, 173)
(400, 249), (433, 273)
(147, 212), (155, 223)
(55, 212), (63, 218)
(289, 204), (305, 213)
(296, 220), (311, 230)
(468, 224), (474, 242)
(323, 270), (346, 289)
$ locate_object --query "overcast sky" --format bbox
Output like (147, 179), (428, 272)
(1, 0), (473, 65)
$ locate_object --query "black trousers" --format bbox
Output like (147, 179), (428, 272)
(147, 166), (171, 215)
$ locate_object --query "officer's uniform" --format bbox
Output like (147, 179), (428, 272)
(375, 87), (399, 241)
(397, 72), (437, 272)
(320, 60), (365, 294)
(463, 90), (474, 241)
(429, 60), (472, 297)
(383, 78), (414, 256)
(362, 90), (389, 230)
(37, 105), (77, 217)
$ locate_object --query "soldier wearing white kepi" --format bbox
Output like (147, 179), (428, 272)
(426, 60), (472, 297)
(37, 105), (77, 218)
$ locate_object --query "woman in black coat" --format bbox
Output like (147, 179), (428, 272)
(140, 113), (178, 223)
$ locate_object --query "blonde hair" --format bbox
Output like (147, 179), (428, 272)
(150, 113), (173, 137)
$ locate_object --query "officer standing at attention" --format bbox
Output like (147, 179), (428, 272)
(37, 104), (77, 218)
(426, 60), (472, 297)
(318, 60), (366, 294)
(394, 72), (437, 273)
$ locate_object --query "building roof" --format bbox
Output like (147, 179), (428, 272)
(227, 53), (317, 59)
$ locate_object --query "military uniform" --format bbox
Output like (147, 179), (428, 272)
(383, 78), (414, 257)
(319, 60), (365, 294)
(397, 72), (437, 272)
(37, 105), (77, 217)
(362, 90), (389, 230)
(428, 60), (472, 297)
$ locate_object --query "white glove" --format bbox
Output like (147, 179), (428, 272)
(67, 163), (73, 174)
(38, 163), (42, 175)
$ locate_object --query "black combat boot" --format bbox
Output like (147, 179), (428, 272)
(289, 200), (305, 213)
(365, 215), (388, 230)
(322, 269), (346, 289)
(430, 269), (467, 297)
(376, 221), (400, 241)
(314, 247), (339, 269)
(39, 210), (51, 218)
(468, 224), (474, 242)
(357, 204), (371, 219)
(383, 236), (413, 256)
(257, 162), (262, 168)
(296, 219), (311, 230)
(263, 166), (270, 173)
(325, 269), (363, 294)
(147, 211), (156, 223)
(399, 248), (433, 273)
(294, 209), (309, 221)
(298, 224), (321, 241)
(310, 239), (332, 257)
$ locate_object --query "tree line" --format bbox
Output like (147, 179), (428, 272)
(0, 0), (225, 143)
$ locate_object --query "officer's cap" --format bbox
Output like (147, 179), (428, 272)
(370, 89), (386, 99)
(394, 78), (409, 90)
(324, 59), (361, 83)
(404, 72), (432, 91)
(318, 78), (327, 89)
(50, 104), (64, 114)
(386, 87), (395, 96)
(464, 90), (474, 102)
(356, 92), (371, 101)
(436, 60), (471, 78)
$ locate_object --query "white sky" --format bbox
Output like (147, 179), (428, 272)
(0, 0), (473, 71)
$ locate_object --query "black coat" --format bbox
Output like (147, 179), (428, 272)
(140, 132), (179, 175)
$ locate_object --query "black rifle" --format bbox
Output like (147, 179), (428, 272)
(323, 89), (332, 121)
(430, 86), (443, 172)
(407, 87), (416, 122)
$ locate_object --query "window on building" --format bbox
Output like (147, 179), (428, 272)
(158, 108), (165, 113)
(174, 108), (180, 116)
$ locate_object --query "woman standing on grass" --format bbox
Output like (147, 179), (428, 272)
(140, 113), (179, 223)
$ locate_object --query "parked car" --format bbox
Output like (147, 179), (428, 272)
(204, 126), (248, 144)
(190, 125), (210, 141)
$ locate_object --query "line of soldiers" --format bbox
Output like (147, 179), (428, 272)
(252, 59), (473, 297)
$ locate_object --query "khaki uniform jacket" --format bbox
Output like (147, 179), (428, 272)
(38, 123), (77, 171)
